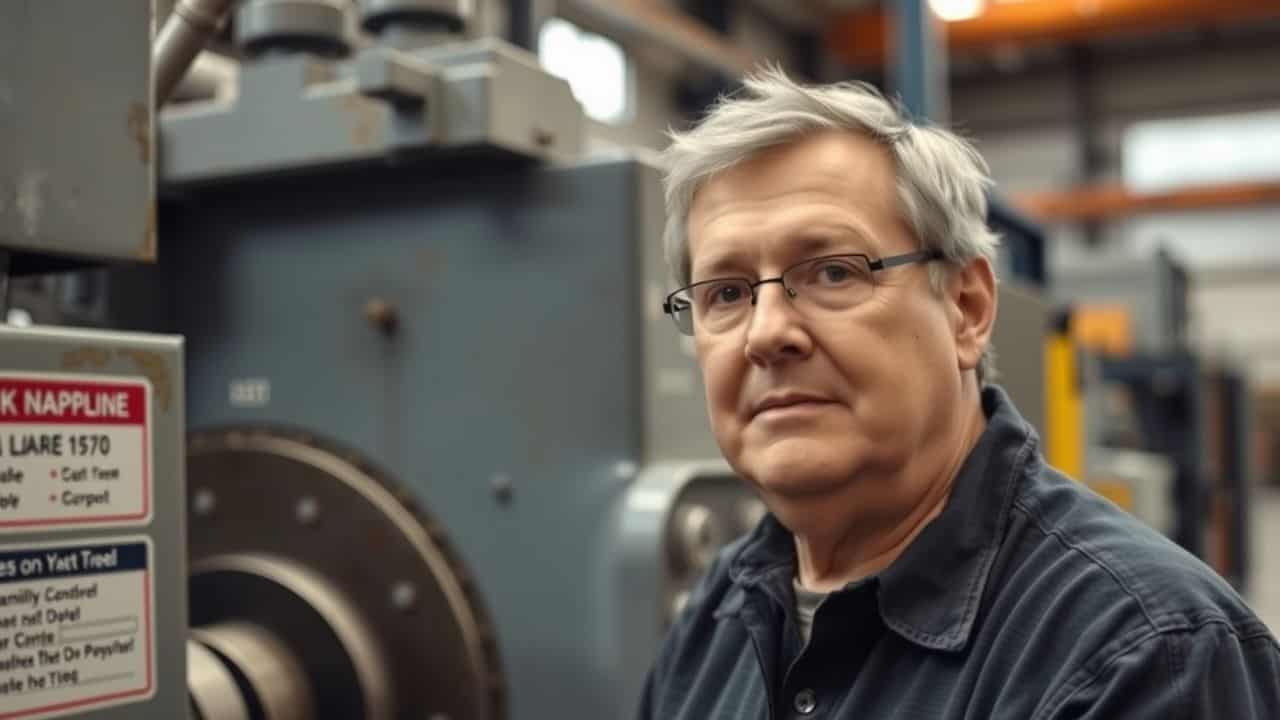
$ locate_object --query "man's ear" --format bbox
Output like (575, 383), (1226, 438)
(948, 256), (997, 373)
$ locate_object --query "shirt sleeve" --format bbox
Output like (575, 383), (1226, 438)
(1044, 621), (1280, 720)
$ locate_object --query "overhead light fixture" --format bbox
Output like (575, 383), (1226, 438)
(929, 0), (984, 22)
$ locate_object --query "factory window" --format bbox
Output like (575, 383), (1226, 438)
(538, 18), (633, 125)
(1123, 109), (1280, 194)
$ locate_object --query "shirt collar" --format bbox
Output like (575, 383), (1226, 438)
(723, 385), (1038, 653)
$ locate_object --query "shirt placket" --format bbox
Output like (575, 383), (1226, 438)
(779, 580), (882, 718)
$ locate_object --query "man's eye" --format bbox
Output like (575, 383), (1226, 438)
(809, 261), (864, 286)
(819, 264), (852, 283)
(718, 285), (744, 303)
(702, 282), (747, 307)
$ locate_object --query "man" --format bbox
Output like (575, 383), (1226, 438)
(638, 68), (1280, 719)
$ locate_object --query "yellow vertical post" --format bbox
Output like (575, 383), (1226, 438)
(1045, 331), (1084, 480)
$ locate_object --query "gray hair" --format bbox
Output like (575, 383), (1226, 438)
(661, 66), (1001, 386)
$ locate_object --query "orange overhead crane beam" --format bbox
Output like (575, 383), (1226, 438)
(827, 0), (1280, 68)
(1012, 180), (1280, 222)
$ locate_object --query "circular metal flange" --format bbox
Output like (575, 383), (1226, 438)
(235, 0), (350, 58)
(358, 0), (469, 34)
(188, 427), (505, 720)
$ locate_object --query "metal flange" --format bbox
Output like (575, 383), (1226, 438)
(187, 427), (505, 720)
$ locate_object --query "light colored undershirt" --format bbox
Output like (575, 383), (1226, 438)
(793, 577), (829, 646)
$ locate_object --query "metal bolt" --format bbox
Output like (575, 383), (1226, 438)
(490, 473), (513, 505)
(532, 128), (555, 148)
(391, 581), (417, 611)
(296, 496), (320, 525)
(193, 488), (216, 516)
(363, 297), (399, 334)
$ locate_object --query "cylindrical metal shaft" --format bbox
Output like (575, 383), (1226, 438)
(190, 622), (316, 720)
(188, 640), (252, 720)
(153, 0), (237, 104)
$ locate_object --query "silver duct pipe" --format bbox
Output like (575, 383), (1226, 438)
(154, 0), (238, 104)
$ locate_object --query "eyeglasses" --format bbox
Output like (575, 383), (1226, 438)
(662, 249), (942, 336)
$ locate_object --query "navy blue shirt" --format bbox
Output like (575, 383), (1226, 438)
(638, 387), (1280, 719)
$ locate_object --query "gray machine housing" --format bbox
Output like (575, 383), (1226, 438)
(120, 150), (729, 718)
(1052, 250), (1190, 354)
(0, 0), (156, 271)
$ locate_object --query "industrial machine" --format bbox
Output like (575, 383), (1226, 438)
(4, 1), (1054, 718)
(1050, 251), (1253, 590)
(1, 2), (188, 719)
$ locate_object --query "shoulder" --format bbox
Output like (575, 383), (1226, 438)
(989, 455), (1278, 715)
(1010, 455), (1257, 633)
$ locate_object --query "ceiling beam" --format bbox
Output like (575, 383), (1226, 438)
(563, 0), (764, 78)
(1013, 180), (1280, 223)
(827, 0), (1280, 68)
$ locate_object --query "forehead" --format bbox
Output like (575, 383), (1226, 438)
(686, 130), (902, 272)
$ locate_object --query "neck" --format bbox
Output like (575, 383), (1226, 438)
(789, 385), (987, 594)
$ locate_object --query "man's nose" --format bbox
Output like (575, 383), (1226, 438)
(744, 281), (810, 364)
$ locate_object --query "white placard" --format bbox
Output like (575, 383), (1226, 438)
(0, 537), (155, 719)
(0, 374), (152, 532)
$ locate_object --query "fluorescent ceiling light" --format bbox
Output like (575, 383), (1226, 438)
(930, 0), (984, 22)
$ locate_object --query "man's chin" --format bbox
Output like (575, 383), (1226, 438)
(739, 443), (858, 499)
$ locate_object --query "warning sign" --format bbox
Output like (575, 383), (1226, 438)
(0, 374), (152, 532)
(0, 537), (154, 719)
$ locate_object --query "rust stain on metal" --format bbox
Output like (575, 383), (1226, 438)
(338, 95), (379, 149)
(60, 347), (111, 370)
(116, 349), (174, 412)
(61, 347), (173, 412)
(364, 297), (399, 335)
(140, 201), (157, 261)
(127, 102), (151, 167)
(532, 128), (555, 148)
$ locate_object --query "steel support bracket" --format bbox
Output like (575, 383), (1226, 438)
(355, 47), (440, 108)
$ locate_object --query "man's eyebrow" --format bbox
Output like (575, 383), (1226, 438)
(797, 225), (877, 254)
(787, 229), (875, 259)
(691, 253), (750, 281)
(691, 225), (876, 281)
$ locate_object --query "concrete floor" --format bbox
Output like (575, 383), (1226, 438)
(1248, 484), (1280, 635)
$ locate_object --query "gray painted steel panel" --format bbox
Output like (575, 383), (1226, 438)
(109, 156), (725, 718)
(0, 0), (155, 265)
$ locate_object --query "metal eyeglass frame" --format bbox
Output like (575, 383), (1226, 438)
(662, 249), (944, 335)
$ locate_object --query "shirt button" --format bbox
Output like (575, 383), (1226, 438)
(793, 688), (817, 715)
